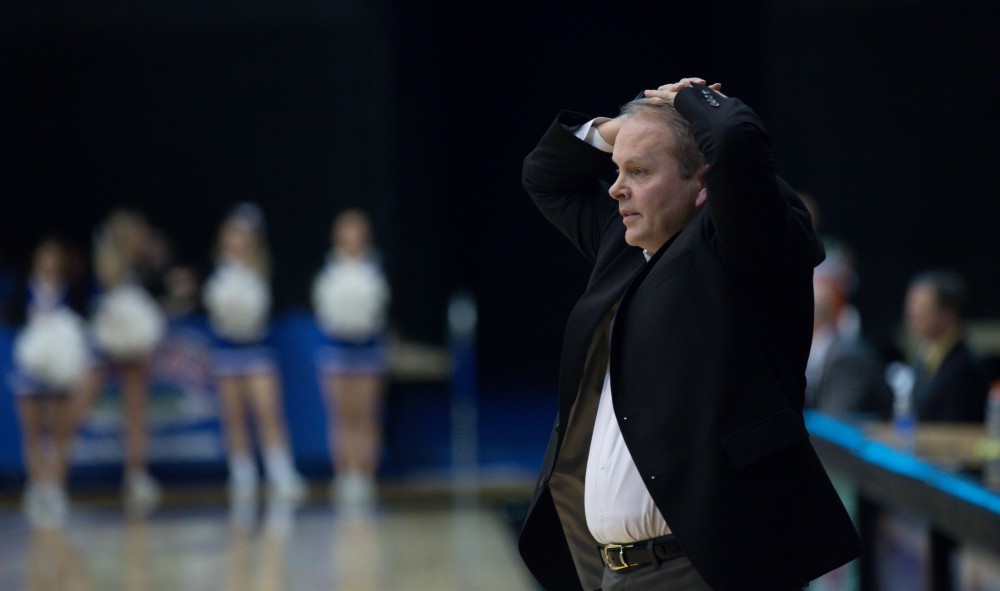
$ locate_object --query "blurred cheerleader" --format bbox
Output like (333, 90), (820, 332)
(203, 204), (305, 503)
(11, 238), (89, 528)
(81, 208), (165, 509)
(313, 209), (390, 507)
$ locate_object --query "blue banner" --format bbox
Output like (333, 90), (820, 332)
(0, 312), (334, 480)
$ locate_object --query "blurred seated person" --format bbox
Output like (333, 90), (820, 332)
(806, 254), (892, 418)
(905, 269), (990, 422)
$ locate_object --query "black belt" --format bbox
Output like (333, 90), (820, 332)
(598, 535), (685, 571)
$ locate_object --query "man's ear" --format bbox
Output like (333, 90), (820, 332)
(694, 164), (709, 208)
(695, 186), (708, 208)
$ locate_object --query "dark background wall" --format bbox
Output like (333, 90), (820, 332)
(2, 1), (999, 386)
(765, 0), (1000, 350)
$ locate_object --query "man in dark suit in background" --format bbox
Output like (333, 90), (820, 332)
(518, 77), (862, 590)
(806, 254), (893, 418)
(905, 269), (990, 422)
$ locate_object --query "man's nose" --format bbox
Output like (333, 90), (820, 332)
(609, 177), (626, 201)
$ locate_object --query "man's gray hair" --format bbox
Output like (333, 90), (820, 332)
(620, 98), (705, 180)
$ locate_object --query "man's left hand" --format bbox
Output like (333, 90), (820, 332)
(643, 77), (725, 105)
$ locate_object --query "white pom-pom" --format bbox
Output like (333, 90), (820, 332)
(14, 308), (89, 390)
(313, 260), (390, 342)
(203, 264), (271, 342)
(92, 285), (165, 360)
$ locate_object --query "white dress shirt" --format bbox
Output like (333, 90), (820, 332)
(582, 290), (671, 546)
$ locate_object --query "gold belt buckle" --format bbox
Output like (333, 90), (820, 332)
(601, 543), (637, 571)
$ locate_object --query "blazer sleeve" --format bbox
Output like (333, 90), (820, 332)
(674, 86), (825, 276)
(522, 111), (619, 264)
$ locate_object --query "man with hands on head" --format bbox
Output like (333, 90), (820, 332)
(518, 77), (862, 591)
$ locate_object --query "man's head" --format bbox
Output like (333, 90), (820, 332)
(812, 249), (858, 334)
(609, 98), (707, 253)
(905, 269), (967, 343)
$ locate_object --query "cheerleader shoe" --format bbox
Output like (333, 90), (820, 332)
(22, 486), (45, 527)
(23, 485), (67, 529)
(42, 486), (68, 528)
(228, 470), (259, 503)
(268, 472), (307, 503)
(124, 471), (162, 510)
(331, 473), (376, 511)
(263, 448), (305, 502)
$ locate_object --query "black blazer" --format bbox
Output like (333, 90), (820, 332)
(914, 340), (990, 422)
(518, 85), (862, 590)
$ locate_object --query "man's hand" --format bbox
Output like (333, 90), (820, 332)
(594, 116), (626, 147)
(594, 78), (725, 147)
(643, 77), (724, 105)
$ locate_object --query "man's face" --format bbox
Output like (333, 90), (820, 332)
(609, 115), (704, 253)
(905, 283), (949, 342)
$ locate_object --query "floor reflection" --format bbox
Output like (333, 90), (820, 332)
(23, 528), (93, 591)
(331, 511), (383, 590)
(225, 499), (296, 591)
(0, 494), (537, 591)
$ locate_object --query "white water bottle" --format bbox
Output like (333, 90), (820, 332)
(886, 362), (917, 453)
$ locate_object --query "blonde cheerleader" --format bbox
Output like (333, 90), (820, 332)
(204, 203), (304, 506)
(78, 208), (164, 509)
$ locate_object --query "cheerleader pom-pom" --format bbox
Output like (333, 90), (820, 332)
(203, 264), (271, 342)
(92, 285), (166, 361)
(313, 261), (390, 342)
(14, 308), (89, 390)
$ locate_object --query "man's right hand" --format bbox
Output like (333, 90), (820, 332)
(594, 116), (625, 147)
(644, 77), (724, 105)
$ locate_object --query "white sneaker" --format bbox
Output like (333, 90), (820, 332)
(24, 485), (67, 529)
(23, 486), (45, 527)
(229, 469), (259, 503)
(268, 472), (307, 503)
(332, 473), (376, 510)
(42, 486), (68, 528)
(124, 471), (162, 510)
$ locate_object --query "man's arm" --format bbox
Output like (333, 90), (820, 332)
(647, 81), (824, 275)
(522, 112), (619, 263)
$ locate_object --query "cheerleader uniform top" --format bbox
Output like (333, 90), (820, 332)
(89, 274), (166, 362)
(202, 261), (277, 377)
(10, 279), (85, 395)
(313, 252), (390, 376)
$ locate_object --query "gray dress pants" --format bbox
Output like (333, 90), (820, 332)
(598, 558), (806, 591)
(599, 556), (713, 591)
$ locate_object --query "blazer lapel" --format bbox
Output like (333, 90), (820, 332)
(609, 227), (688, 390)
(558, 246), (645, 423)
